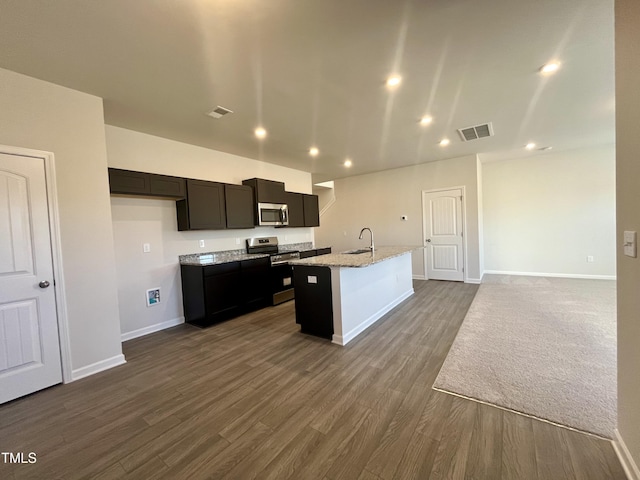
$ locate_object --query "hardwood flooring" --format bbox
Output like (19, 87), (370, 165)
(0, 280), (625, 479)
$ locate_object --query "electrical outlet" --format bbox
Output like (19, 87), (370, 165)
(199, 240), (205, 248)
(587, 255), (594, 263)
(143, 243), (151, 253)
(235, 238), (240, 245)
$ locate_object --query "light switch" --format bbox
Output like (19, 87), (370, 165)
(143, 243), (151, 253)
(199, 240), (205, 248)
(624, 231), (637, 258)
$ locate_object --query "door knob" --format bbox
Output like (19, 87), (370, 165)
(39, 280), (50, 288)
(425, 239), (431, 243)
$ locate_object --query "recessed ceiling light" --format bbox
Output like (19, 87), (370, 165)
(540, 62), (561, 74)
(420, 116), (433, 126)
(344, 159), (353, 167)
(254, 127), (267, 139)
(386, 75), (402, 88)
(525, 143), (536, 150)
(309, 147), (319, 157)
(439, 138), (450, 146)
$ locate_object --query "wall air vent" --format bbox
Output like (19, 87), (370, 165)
(457, 122), (494, 141)
(207, 106), (234, 119)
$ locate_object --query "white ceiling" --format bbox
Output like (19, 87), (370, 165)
(0, 0), (614, 183)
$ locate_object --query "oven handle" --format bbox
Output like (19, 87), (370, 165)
(280, 207), (288, 224)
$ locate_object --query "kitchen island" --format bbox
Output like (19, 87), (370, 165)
(291, 246), (420, 345)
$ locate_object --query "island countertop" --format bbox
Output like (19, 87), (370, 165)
(289, 246), (421, 268)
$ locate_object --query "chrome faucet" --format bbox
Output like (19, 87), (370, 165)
(359, 227), (375, 253)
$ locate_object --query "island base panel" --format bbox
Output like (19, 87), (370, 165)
(293, 266), (333, 339)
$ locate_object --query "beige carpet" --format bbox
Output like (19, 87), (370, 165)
(433, 274), (617, 438)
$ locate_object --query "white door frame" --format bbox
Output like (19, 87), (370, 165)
(421, 186), (469, 282)
(0, 144), (73, 383)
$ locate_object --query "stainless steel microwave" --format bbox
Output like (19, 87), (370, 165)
(257, 202), (289, 226)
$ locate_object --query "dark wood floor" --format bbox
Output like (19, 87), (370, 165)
(0, 280), (625, 479)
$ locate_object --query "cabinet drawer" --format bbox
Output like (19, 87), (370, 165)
(203, 261), (240, 276)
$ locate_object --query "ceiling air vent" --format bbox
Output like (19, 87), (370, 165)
(457, 122), (494, 142)
(207, 106), (234, 119)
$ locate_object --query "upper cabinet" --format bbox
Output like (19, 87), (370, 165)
(176, 179), (226, 231)
(285, 192), (305, 227)
(303, 194), (320, 227)
(108, 169), (320, 230)
(224, 184), (254, 229)
(108, 168), (185, 198)
(242, 178), (287, 204)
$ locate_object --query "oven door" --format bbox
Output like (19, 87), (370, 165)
(271, 263), (294, 305)
(258, 203), (289, 226)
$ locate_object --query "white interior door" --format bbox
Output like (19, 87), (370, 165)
(423, 189), (464, 281)
(0, 152), (62, 403)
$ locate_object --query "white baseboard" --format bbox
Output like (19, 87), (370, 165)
(614, 429), (640, 480)
(465, 277), (482, 284)
(70, 354), (126, 382)
(332, 289), (414, 346)
(483, 270), (616, 281)
(121, 316), (185, 342)
(412, 274), (426, 280)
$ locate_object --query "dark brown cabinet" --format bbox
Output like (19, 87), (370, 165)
(108, 168), (185, 198)
(303, 194), (320, 227)
(242, 178), (287, 204)
(149, 174), (186, 198)
(225, 184), (254, 229)
(240, 257), (271, 311)
(285, 192), (305, 227)
(181, 262), (241, 327)
(180, 257), (271, 327)
(176, 179), (226, 231)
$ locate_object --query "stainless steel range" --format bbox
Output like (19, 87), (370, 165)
(246, 237), (300, 305)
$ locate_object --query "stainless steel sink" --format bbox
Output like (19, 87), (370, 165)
(343, 249), (371, 255)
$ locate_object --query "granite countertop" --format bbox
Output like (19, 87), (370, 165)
(179, 242), (332, 266)
(289, 246), (421, 268)
(179, 250), (269, 266)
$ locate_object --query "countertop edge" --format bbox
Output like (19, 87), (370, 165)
(289, 246), (421, 268)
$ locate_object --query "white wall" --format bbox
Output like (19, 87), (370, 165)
(106, 126), (315, 338)
(615, 0), (640, 473)
(315, 155), (481, 281)
(482, 146), (616, 278)
(0, 68), (123, 376)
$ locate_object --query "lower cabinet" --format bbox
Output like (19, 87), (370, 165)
(181, 257), (270, 327)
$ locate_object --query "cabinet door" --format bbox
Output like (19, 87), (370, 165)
(242, 178), (286, 204)
(179, 179), (227, 230)
(285, 192), (305, 227)
(108, 168), (150, 195)
(303, 194), (320, 227)
(241, 257), (271, 311)
(204, 263), (242, 324)
(225, 184), (255, 229)
(149, 174), (186, 198)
